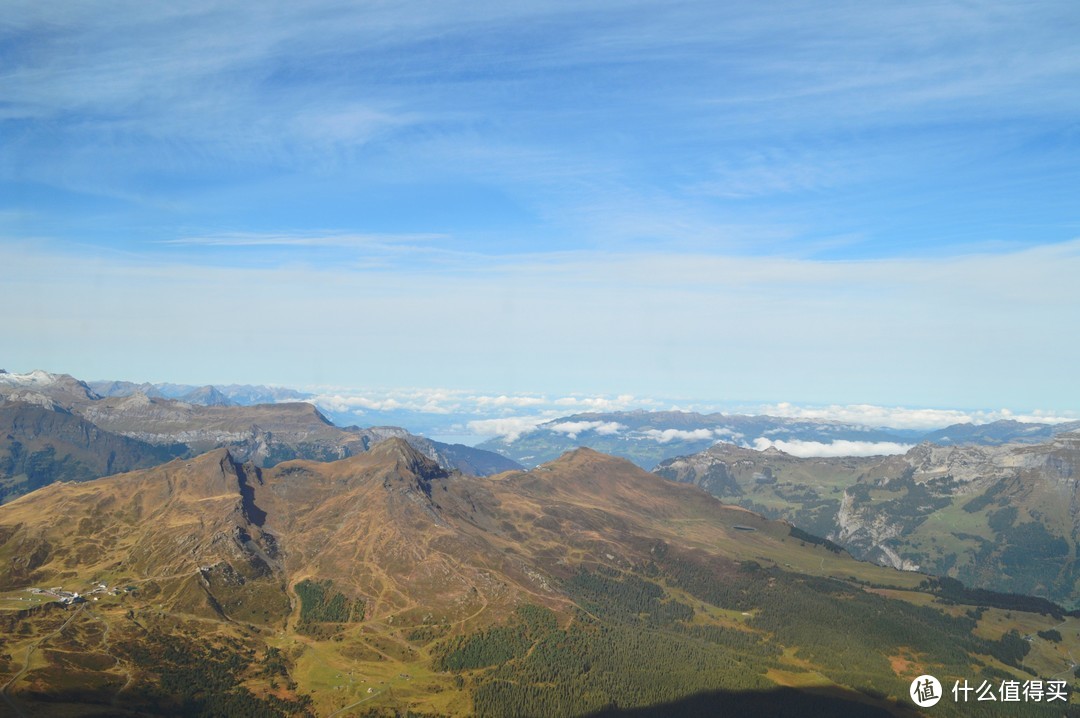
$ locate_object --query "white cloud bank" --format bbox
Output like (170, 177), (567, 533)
(752, 438), (914, 458)
(281, 387), (1079, 447)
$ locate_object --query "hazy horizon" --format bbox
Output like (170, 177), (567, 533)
(4, 367), (1076, 454)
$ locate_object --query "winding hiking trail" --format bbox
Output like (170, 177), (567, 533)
(1, 603), (85, 718)
(81, 608), (136, 708)
(326, 688), (384, 717)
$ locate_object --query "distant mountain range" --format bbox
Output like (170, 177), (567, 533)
(0, 370), (518, 504)
(27, 371), (1078, 465)
(655, 432), (1080, 605)
(478, 409), (1080, 470)
(473, 408), (1080, 607)
(85, 377), (313, 406)
(2, 439), (1072, 716)
(920, 418), (1080, 446)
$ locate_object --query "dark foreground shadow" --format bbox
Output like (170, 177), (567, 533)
(12, 684), (924, 718)
(585, 685), (916, 718)
(9, 687), (299, 717)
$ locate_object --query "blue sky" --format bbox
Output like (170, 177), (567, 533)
(3, 1), (1079, 415)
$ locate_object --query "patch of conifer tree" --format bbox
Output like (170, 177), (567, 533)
(987, 629), (1032, 668)
(788, 525), (844, 553)
(436, 576), (782, 717)
(919, 576), (1067, 619)
(566, 568), (694, 625)
(436, 561), (1074, 717)
(114, 631), (312, 717)
(295, 578), (365, 624)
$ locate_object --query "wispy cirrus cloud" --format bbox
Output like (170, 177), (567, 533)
(6, 0), (1080, 260)
(160, 232), (449, 248)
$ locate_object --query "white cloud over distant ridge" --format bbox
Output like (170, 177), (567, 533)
(309, 394), (405, 412)
(466, 417), (546, 442)
(162, 231), (448, 248)
(547, 421), (626, 439)
(472, 395), (549, 408)
(642, 428), (717, 443)
(758, 402), (1078, 430)
(309, 388), (648, 419)
(752, 438), (914, 458)
(553, 395), (645, 411)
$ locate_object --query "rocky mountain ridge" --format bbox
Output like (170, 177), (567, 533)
(0, 371), (519, 505)
(84, 376), (312, 406)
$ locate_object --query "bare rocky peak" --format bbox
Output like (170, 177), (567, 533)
(0, 391), (61, 411)
(0, 369), (100, 405)
(904, 442), (1010, 483)
(180, 385), (235, 406)
(366, 436), (447, 482)
(901, 437), (1080, 484)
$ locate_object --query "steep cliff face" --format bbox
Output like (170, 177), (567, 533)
(0, 402), (186, 503)
(835, 491), (921, 571)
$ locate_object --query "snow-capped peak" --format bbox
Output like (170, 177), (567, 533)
(0, 369), (59, 387)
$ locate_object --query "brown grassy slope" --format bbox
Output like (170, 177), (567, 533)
(0, 441), (925, 633)
(0, 448), (286, 621)
(9, 440), (1066, 717)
